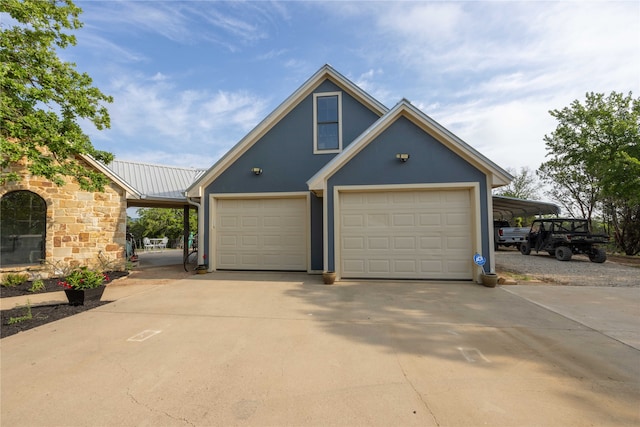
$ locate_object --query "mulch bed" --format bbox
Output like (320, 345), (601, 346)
(1, 271), (129, 338)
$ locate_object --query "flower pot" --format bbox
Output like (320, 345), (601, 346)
(64, 286), (106, 306)
(322, 272), (336, 285)
(196, 265), (208, 274)
(481, 273), (499, 288)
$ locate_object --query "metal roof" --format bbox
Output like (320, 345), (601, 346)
(493, 195), (561, 219)
(104, 160), (206, 207)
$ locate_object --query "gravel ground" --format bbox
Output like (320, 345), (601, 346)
(495, 249), (640, 287)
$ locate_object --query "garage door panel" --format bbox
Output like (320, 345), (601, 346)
(419, 213), (442, 226)
(447, 212), (469, 226)
(447, 236), (469, 250)
(340, 189), (472, 280)
(241, 235), (259, 248)
(343, 259), (365, 273)
(393, 236), (416, 250)
(392, 214), (415, 226)
(395, 259), (417, 273)
(343, 237), (365, 250)
(367, 214), (388, 227)
(368, 259), (391, 273)
(420, 236), (443, 250)
(216, 197), (307, 271)
(219, 235), (238, 248)
(369, 237), (390, 250)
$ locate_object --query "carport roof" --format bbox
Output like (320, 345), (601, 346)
(103, 160), (206, 208)
(493, 195), (560, 219)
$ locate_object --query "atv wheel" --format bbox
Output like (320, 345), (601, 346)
(555, 246), (572, 261)
(520, 242), (531, 255)
(589, 248), (607, 263)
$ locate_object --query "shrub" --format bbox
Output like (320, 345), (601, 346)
(58, 267), (106, 290)
(2, 273), (29, 288)
(29, 279), (46, 293)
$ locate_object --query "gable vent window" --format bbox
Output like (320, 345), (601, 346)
(313, 92), (342, 153)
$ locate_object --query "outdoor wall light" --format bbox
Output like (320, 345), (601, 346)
(251, 167), (263, 175)
(396, 153), (410, 162)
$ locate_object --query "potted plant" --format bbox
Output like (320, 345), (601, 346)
(481, 271), (499, 287)
(322, 271), (336, 285)
(58, 267), (108, 306)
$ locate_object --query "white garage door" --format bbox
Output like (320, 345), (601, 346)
(216, 197), (307, 270)
(339, 189), (473, 280)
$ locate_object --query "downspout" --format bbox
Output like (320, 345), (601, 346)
(186, 194), (205, 267)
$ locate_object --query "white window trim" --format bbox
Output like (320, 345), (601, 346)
(313, 91), (342, 154)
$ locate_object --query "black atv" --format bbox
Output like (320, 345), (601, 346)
(520, 218), (609, 263)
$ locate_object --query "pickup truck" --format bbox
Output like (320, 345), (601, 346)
(493, 220), (529, 250)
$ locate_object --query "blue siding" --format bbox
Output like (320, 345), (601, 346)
(203, 79), (382, 269)
(206, 80), (380, 193)
(325, 116), (491, 272)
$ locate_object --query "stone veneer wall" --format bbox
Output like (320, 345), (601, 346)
(1, 161), (127, 276)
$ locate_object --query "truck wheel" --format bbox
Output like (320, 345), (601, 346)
(520, 242), (531, 255)
(555, 246), (572, 261)
(589, 248), (607, 263)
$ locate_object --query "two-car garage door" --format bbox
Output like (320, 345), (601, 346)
(215, 197), (307, 271)
(339, 189), (473, 280)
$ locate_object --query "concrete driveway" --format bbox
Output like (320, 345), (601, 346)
(1, 272), (639, 426)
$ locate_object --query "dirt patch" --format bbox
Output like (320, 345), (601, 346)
(1, 271), (129, 339)
(607, 254), (640, 267)
(1, 265), (194, 338)
(0, 271), (129, 298)
(1, 301), (110, 338)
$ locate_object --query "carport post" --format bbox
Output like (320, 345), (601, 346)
(183, 205), (190, 262)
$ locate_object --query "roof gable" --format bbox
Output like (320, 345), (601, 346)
(307, 99), (512, 191)
(186, 64), (388, 197)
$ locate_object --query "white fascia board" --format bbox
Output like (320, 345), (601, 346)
(307, 99), (514, 190)
(186, 65), (388, 197)
(396, 101), (513, 187)
(81, 155), (141, 199)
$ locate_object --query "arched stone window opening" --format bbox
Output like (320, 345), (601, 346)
(0, 190), (47, 267)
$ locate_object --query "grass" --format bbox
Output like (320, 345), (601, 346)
(8, 301), (32, 325)
(1, 273), (29, 288)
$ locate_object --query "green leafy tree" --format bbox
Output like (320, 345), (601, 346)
(1, 0), (113, 191)
(128, 208), (197, 247)
(493, 167), (540, 200)
(538, 91), (640, 255)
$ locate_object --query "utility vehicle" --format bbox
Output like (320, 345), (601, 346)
(520, 218), (608, 263)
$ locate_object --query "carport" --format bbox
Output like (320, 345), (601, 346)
(103, 160), (207, 262)
(493, 195), (560, 219)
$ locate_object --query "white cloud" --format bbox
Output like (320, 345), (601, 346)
(84, 73), (269, 168)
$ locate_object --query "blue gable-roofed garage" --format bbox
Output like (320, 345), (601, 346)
(187, 65), (512, 283)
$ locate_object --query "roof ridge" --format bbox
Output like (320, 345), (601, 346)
(110, 159), (206, 171)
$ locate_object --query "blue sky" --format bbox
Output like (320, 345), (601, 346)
(66, 1), (639, 175)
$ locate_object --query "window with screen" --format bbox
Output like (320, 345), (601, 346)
(313, 92), (342, 153)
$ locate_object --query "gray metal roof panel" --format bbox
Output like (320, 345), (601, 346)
(105, 160), (206, 201)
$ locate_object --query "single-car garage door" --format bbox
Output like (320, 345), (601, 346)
(215, 197), (307, 270)
(339, 189), (473, 280)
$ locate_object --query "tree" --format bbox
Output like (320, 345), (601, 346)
(493, 167), (540, 200)
(538, 91), (640, 255)
(128, 208), (198, 247)
(1, 0), (113, 191)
